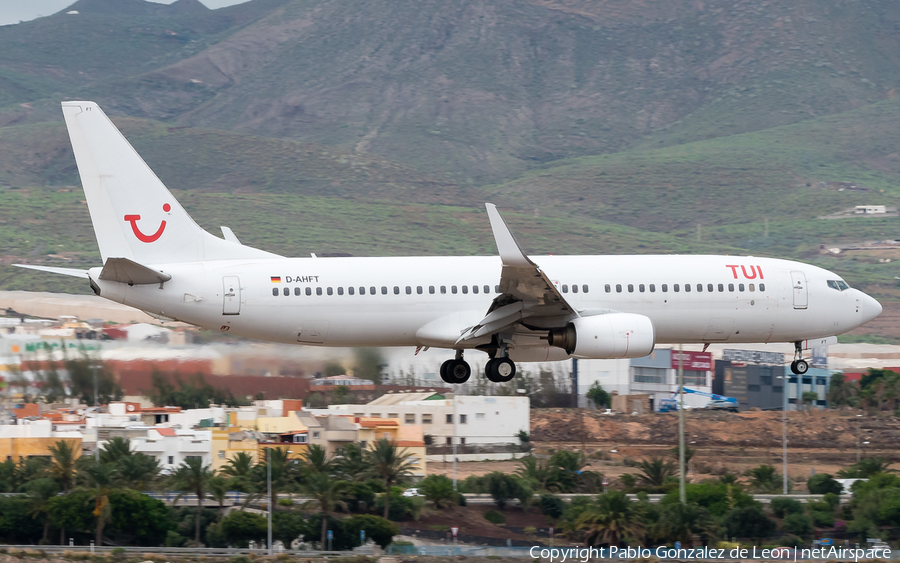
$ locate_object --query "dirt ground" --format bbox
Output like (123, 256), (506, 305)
(429, 409), (900, 487)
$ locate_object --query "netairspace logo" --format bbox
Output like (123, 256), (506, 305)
(529, 545), (893, 562)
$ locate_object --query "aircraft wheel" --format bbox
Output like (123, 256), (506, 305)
(793, 359), (809, 375)
(485, 357), (516, 383)
(443, 359), (471, 384)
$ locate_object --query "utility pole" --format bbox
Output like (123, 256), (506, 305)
(678, 345), (686, 505)
(782, 374), (788, 495)
(93, 364), (99, 462)
(452, 393), (458, 490)
(267, 448), (272, 556)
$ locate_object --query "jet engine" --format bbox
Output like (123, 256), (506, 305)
(547, 313), (655, 359)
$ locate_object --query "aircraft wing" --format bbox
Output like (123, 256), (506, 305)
(457, 204), (577, 342)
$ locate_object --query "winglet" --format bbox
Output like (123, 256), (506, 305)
(485, 203), (533, 268)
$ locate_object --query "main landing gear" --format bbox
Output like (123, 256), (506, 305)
(790, 341), (809, 375)
(439, 351), (517, 384)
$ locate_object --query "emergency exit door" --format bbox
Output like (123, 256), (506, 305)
(790, 271), (808, 309)
(223, 276), (241, 315)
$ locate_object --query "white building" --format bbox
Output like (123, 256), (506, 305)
(854, 205), (887, 214)
(322, 392), (529, 446)
(131, 427), (213, 473)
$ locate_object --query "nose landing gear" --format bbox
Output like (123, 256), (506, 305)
(790, 341), (809, 375)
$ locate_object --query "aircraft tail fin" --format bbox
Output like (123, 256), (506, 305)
(61, 101), (280, 264)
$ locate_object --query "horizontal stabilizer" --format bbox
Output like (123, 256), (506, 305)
(99, 257), (172, 285)
(13, 264), (89, 278)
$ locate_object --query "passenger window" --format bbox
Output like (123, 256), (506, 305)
(728, 284), (734, 292)
(707, 284), (713, 292)
(718, 284), (724, 292)
(674, 284), (680, 292)
(628, 284), (634, 293)
(381, 286), (388, 295)
(572, 284), (578, 294)
(405, 286), (411, 295)
(484, 285), (490, 293)
(369, 286), (375, 295)
(272, 288), (278, 296)
(283, 287), (289, 296)
(393, 286), (400, 295)
(749, 284), (755, 292)
(452, 286), (458, 294)
(583, 284), (589, 293)
(349, 287), (355, 295)
(306, 287), (312, 296)
(337, 287), (344, 295)
(327, 287), (334, 295)
(662, 284), (668, 292)
(316, 287), (323, 296)
(697, 284), (703, 292)
(684, 284), (690, 293)
(739, 283), (745, 292)
(495, 285), (500, 293)
(605, 284), (611, 293)
(639, 284), (645, 292)
(294, 287), (300, 296)
(562, 284), (568, 293)
(441, 286), (447, 294)
(760, 283), (766, 291)
(649, 284), (655, 292)
(616, 284), (622, 293)
(429, 286), (435, 294)
(472, 285), (479, 294)
(417, 286), (423, 294)
(462, 285), (468, 294)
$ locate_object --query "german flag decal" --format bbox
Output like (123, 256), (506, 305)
(270, 276), (281, 283)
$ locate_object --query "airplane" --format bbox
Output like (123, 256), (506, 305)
(17, 102), (883, 384)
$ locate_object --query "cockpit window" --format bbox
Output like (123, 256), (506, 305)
(827, 280), (849, 291)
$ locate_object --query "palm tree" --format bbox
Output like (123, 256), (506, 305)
(364, 438), (417, 519)
(220, 452), (256, 492)
(636, 457), (676, 491)
(652, 502), (714, 547)
(301, 471), (348, 549)
(838, 457), (895, 478)
(516, 456), (552, 490)
(745, 464), (781, 493)
(99, 437), (132, 465)
(258, 447), (293, 510)
(169, 458), (213, 543)
(574, 491), (644, 547)
(81, 463), (117, 545)
(207, 475), (230, 515)
(334, 443), (368, 481)
(25, 478), (61, 544)
(47, 440), (79, 493)
(301, 444), (333, 475)
(115, 452), (161, 490)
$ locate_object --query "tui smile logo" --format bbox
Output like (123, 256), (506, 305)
(124, 203), (170, 243)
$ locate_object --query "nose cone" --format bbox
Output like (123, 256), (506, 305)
(861, 292), (883, 324)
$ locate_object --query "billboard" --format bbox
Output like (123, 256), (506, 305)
(670, 350), (713, 370)
(722, 349), (784, 366)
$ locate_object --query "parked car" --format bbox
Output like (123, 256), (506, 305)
(707, 399), (739, 412)
(402, 488), (423, 497)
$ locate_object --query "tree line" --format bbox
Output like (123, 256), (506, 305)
(0, 437), (419, 549)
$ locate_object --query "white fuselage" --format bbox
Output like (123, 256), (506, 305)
(89, 254), (881, 359)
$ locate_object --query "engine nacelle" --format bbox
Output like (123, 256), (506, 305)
(547, 313), (655, 359)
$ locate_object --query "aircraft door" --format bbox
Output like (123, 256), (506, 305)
(223, 276), (241, 315)
(790, 271), (808, 309)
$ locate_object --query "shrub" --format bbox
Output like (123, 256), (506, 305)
(484, 510), (506, 525)
(782, 513), (814, 537)
(420, 475), (457, 508)
(539, 494), (566, 521)
(823, 492), (840, 509)
(770, 498), (804, 519)
(342, 515), (399, 548)
(722, 506), (776, 540)
(220, 511), (267, 547)
(374, 490), (414, 521)
(807, 474), (842, 495)
(485, 472), (523, 509)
